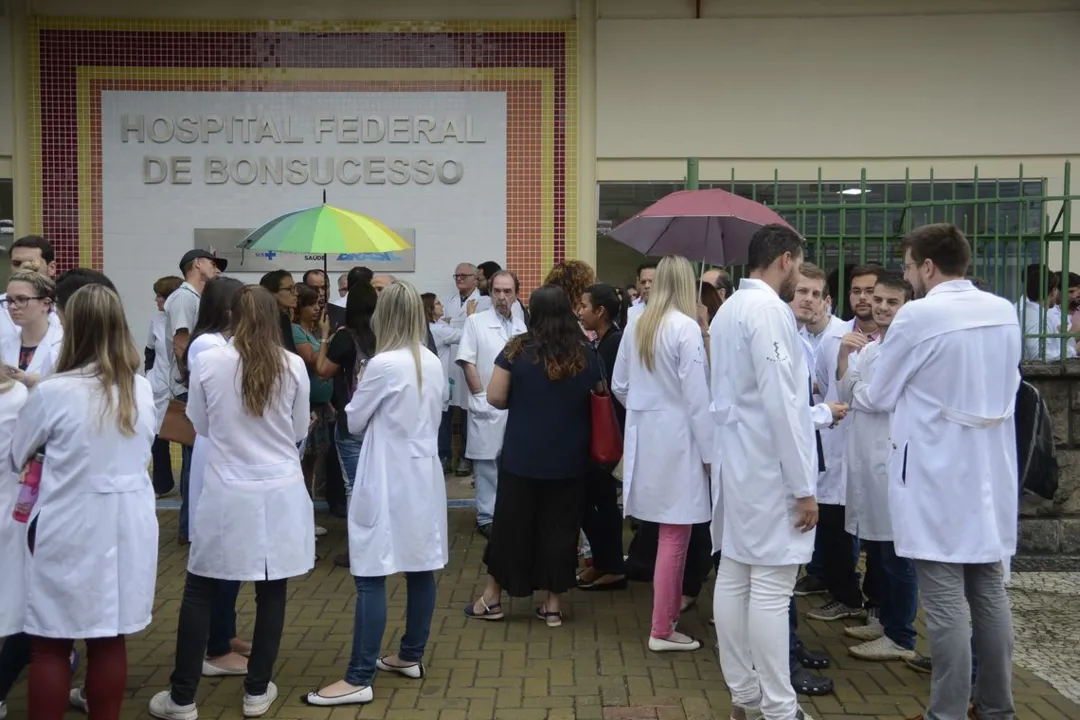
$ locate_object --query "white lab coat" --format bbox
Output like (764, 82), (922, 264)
(185, 332), (229, 543)
(837, 341), (894, 541)
(455, 308), (526, 460)
(345, 347), (448, 577)
(796, 332), (838, 431)
(147, 313), (172, 430)
(0, 321), (64, 381)
(429, 321), (462, 412)
(0, 381), (30, 636)
(185, 345), (314, 581)
(612, 309), (712, 525)
(800, 315), (846, 402)
(0, 299), (62, 364)
(865, 280), (1021, 564)
(708, 278), (817, 566)
(1016, 298), (1076, 361)
(444, 289), (491, 408)
(10, 372), (159, 638)
(813, 318), (859, 506)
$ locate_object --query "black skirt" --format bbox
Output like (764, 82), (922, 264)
(483, 466), (585, 597)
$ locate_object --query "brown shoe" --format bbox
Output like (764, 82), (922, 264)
(968, 703), (980, 720)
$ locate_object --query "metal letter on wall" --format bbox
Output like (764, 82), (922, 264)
(193, 228), (417, 273)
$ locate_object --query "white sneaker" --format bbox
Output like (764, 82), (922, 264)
(848, 635), (917, 661)
(69, 686), (89, 713)
(243, 681), (278, 717)
(648, 630), (701, 653)
(844, 606), (884, 641)
(314, 525), (328, 537)
(148, 690), (198, 720)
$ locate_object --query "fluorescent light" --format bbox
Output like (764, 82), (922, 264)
(839, 188), (869, 195)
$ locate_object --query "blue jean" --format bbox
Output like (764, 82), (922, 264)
(335, 421), (363, 501)
(345, 572), (437, 687)
(474, 458), (498, 526)
(437, 406), (468, 463)
(207, 580), (243, 657)
(863, 540), (918, 650)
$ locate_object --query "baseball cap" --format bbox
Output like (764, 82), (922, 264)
(179, 249), (228, 273)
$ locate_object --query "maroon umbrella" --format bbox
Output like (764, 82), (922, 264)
(607, 188), (800, 267)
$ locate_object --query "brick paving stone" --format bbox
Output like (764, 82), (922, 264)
(3, 507), (1079, 719)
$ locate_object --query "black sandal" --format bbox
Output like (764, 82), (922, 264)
(534, 606), (563, 627)
(795, 643), (831, 670)
(791, 667), (834, 696)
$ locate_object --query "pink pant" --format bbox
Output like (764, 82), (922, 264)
(650, 523), (692, 638)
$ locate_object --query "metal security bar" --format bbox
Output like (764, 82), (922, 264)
(597, 161), (1077, 362)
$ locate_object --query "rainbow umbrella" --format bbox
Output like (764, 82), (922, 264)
(237, 196), (411, 269)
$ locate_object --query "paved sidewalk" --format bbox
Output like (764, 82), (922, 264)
(4, 508), (1079, 719)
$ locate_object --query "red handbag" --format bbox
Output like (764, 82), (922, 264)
(590, 389), (623, 466)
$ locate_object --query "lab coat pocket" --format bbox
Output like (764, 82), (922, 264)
(901, 444), (909, 484)
(351, 476), (382, 529)
(87, 472), (147, 494)
(468, 392), (493, 418)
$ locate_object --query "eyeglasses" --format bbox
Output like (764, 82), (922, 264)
(452, 274), (476, 281)
(0, 295), (46, 309)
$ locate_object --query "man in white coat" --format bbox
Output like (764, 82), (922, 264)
(445, 262), (491, 477)
(806, 264), (881, 620)
(456, 271), (525, 537)
(625, 261), (657, 327)
(709, 224), (819, 720)
(864, 224), (1020, 720)
(834, 270), (920, 663)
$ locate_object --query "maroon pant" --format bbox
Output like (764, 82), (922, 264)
(29, 635), (127, 720)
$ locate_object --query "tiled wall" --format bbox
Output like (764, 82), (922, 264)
(27, 18), (578, 295)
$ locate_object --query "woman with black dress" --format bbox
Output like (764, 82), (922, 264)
(464, 285), (602, 627)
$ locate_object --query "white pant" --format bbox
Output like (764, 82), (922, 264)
(714, 557), (799, 720)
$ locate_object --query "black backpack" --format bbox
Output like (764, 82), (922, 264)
(1015, 380), (1059, 501)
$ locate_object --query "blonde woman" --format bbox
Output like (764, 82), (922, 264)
(0, 365), (30, 720)
(1, 270), (62, 387)
(306, 280), (447, 708)
(10, 284), (158, 720)
(611, 255), (713, 653)
(150, 286), (313, 720)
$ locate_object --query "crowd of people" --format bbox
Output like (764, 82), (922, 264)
(0, 223), (1026, 720)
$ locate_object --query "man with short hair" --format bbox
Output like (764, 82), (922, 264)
(456, 271), (525, 536)
(835, 270), (919, 663)
(336, 272), (349, 299)
(804, 264), (882, 619)
(626, 262), (657, 326)
(477, 261), (502, 296)
(1017, 264), (1074, 361)
(702, 267), (735, 302)
(372, 274), (394, 294)
(445, 262), (491, 476)
(784, 262), (848, 698)
(710, 224), (819, 720)
(866, 224), (1020, 720)
(303, 269), (328, 309)
(1, 235), (61, 353)
(166, 249), (226, 544)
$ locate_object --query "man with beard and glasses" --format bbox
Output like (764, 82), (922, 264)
(802, 264), (881, 622)
(862, 224), (1020, 720)
(709, 224), (819, 720)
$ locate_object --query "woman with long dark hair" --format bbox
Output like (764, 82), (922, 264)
(465, 285), (602, 627)
(180, 276), (251, 677)
(11, 284), (159, 719)
(150, 285), (313, 719)
(575, 283), (628, 591)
